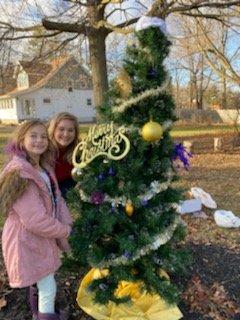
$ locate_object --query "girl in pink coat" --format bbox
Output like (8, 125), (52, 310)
(0, 120), (72, 320)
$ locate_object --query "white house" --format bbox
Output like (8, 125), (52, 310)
(0, 57), (96, 123)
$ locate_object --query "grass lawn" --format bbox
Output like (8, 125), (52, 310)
(171, 124), (240, 137)
(0, 122), (238, 169)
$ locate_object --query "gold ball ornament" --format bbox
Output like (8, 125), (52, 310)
(125, 202), (134, 216)
(71, 167), (82, 181)
(141, 120), (163, 142)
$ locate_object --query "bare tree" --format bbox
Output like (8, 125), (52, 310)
(169, 17), (214, 109)
(194, 17), (240, 87)
(1, 0), (240, 108)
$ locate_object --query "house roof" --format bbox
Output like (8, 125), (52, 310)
(0, 64), (17, 95)
(19, 60), (52, 87)
(0, 56), (87, 99)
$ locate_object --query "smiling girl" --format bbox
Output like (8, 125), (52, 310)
(0, 120), (72, 320)
(48, 112), (79, 198)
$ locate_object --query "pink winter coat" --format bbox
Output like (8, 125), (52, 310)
(1, 156), (73, 288)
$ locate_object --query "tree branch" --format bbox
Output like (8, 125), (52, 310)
(1, 31), (62, 41)
(168, 0), (240, 15)
(0, 21), (42, 32)
(42, 19), (88, 35)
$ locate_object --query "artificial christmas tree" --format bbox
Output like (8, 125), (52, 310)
(68, 13), (189, 320)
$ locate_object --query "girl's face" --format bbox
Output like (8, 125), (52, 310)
(54, 119), (76, 148)
(23, 125), (48, 158)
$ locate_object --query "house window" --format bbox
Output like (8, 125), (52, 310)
(6, 99), (13, 109)
(20, 99), (35, 116)
(17, 71), (29, 89)
(79, 74), (87, 89)
(80, 81), (86, 88)
(43, 98), (51, 104)
(68, 80), (73, 92)
(24, 99), (31, 115)
(87, 98), (92, 106)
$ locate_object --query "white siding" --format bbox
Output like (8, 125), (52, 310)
(0, 98), (18, 122)
(18, 88), (96, 122)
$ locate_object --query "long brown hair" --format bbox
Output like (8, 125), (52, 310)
(10, 120), (54, 168)
(47, 112), (79, 162)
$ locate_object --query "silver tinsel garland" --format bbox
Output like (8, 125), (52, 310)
(90, 215), (181, 268)
(79, 169), (174, 206)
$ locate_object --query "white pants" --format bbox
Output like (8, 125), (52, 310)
(37, 273), (57, 314)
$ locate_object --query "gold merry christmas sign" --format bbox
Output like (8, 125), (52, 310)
(72, 122), (130, 168)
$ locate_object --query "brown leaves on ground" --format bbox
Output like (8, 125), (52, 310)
(183, 275), (240, 320)
(176, 153), (240, 251)
(182, 214), (240, 251)
(178, 153), (240, 215)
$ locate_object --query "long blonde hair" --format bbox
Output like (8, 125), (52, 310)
(47, 112), (79, 162)
(9, 120), (54, 168)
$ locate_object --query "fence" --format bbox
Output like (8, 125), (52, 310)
(175, 109), (240, 125)
(175, 135), (239, 154)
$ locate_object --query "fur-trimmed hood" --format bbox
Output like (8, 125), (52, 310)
(0, 156), (57, 216)
(1, 155), (55, 189)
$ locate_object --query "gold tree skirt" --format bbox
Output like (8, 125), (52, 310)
(77, 268), (183, 320)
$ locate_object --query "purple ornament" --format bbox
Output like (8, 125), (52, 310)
(171, 143), (192, 170)
(141, 199), (148, 207)
(147, 68), (157, 79)
(108, 167), (116, 176)
(98, 173), (106, 182)
(91, 191), (105, 205)
(123, 251), (131, 258)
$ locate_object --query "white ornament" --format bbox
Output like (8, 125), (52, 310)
(135, 16), (167, 35)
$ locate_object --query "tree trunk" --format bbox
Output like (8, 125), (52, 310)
(89, 31), (108, 109)
(189, 74), (194, 108)
(198, 53), (204, 110)
(221, 68), (227, 109)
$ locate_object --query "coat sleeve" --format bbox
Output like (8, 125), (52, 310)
(57, 197), (73, 225)
(55, 198), (73, 252)
(12, 181), (71, 239)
